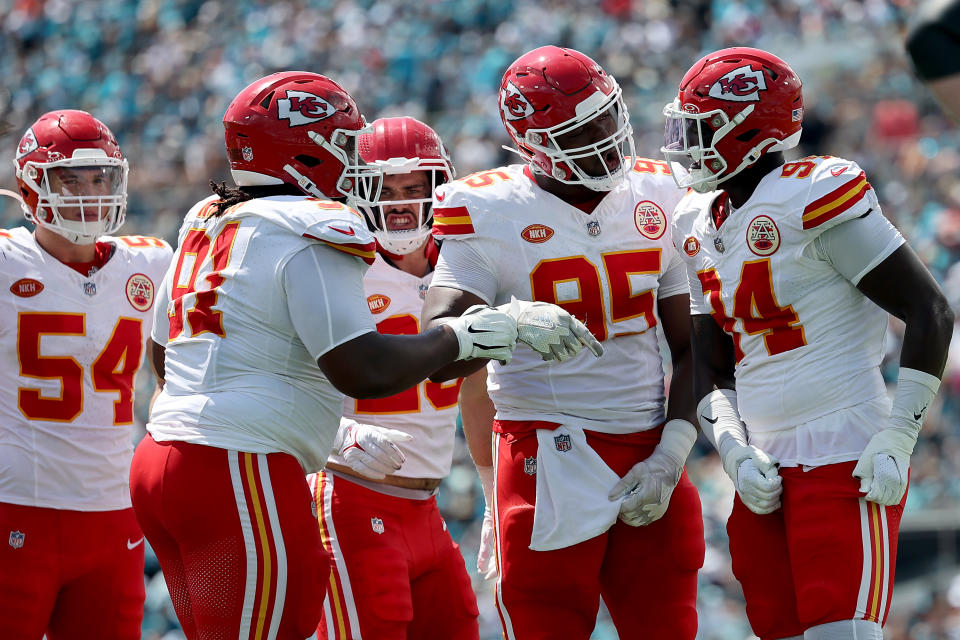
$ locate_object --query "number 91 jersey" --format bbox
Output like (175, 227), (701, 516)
(430, 161), (687, 433)
(672, 156), (899, 436)
(0, 227), (172, 511)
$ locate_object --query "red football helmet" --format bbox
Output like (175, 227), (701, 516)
(223, 71), (381, 203)
(12, 110), (127, 244)
(357, 117), (455, 255)
(499, 46), (635, 192)
(662, 47), (803, 193)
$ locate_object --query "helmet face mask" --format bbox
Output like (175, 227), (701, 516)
(660, 47), (804, 193)
(13, 110), (128, 244)
(356, 117), (454, 255)
(500, 46), (636, 192)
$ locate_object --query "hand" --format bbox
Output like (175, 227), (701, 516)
(336, 419), (414, 480)
(852, 427), (917, 506)
(497, 298), (603, 362)
(608, 419), (696, 526)
(477, 504), (497, 580)
(722, 444), (782, 515)
(440, 305), (518, 363)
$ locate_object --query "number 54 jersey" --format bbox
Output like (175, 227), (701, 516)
(430, 161), (687, 433)
(0, 228), (172, 511)
(672, 156), (904, 464)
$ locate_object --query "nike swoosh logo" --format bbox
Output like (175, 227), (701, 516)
(701, 415), (719, 424)
(126, 537), (144, 550)
(914, 406), (927, 421)
(830, 165), (849, 176)
(330, 226), (356, 236)
(435, 192), (445, 202)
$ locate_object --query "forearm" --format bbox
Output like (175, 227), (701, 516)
(666, 347), (696, 424)
(460, 369), (496, 467)
(335, 328), (460, 399)
(899, 301), (954, 378)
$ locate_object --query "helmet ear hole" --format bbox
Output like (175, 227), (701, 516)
(736, 129), (760, 142)
(295, 154), (322, 167)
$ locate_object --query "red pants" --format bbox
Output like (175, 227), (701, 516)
(0, 502), (144, 639)
(727, 461), (906, 639)
(130, 435), (329, 640)
(311, 472), (479, 640)
(493, 421), (704, 640)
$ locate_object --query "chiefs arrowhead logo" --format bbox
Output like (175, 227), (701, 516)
(125, 273), (155, 311)
(16, 128), (38, 159)
(521, 224), (554, 243)
(277, 90), (336, 127)
(367, 294), (390, 314)
(500, 82), (534, 121)
(709, 65), (767, 102)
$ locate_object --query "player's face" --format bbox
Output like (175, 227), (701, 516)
(554, 106), (622, 178)
(47, 166), (120, 221)
(377, 171), (431, 231)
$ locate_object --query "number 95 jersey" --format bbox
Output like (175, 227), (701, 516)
(430, 162), (687, 433)
(0, 228), (172, 511)
(672, 156), (903, 440)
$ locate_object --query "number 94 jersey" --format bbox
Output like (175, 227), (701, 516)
(430, 161), (687, 433)
(672, 156), (901, 438)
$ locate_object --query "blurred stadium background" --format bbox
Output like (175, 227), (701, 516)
(3, 0), (960, 638)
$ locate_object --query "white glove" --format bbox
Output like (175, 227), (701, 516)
(439, 305), (518, 363)
(723, 445), (783, 515)
(852, 367), (939, 506)
(476, 466), (497, 580)
(333, 418), (414, 480)
(497, 297), (603, 362)
(697, 389), (782, 515)
(608, 420), (697, 526)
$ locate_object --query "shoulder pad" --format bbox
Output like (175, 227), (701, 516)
(432, 169), (510, 239)
(246, 197), (376, 264)
(799, 156), (874, 231)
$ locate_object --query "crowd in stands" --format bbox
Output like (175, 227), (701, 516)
(3, 0), (959, 637)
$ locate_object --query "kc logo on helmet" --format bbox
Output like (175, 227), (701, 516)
(709, 65), (767, 102)
(278, 90), (336, 127)
(17, 128), (38, 159)
(500, 82), (534, 121)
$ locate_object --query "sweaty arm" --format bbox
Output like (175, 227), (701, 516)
(459, 368), (499, 578)
(658, 250), (696, 423)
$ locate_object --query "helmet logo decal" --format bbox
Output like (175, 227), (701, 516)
(709, 65), (767, 102)
(17, 128), (38, 159)
(500, 82), (534, 121)
(746, 215), (780, 256)
(277, 90), (336, 127)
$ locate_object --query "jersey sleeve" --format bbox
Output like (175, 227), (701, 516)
(151, 274), (171, 346)
(428, 181), (502, 303)
(282, 243), (376, 360)
(801, 158), (878, 233)
(811, 209), (905, 285)
(686, 264), (711, 315)
(658, 245), (689, 299)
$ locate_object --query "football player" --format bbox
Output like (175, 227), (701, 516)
(0, 110), (172, 638)
(309, 117), (481, 639)
(421, 46), (705, 640)
(129, 72), (588, 640)
(663, 47), (954, 640)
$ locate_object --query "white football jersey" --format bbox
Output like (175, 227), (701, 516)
(0, 227), (171, 510)
(673, 155), (903, 464)
(148, 195), (377, 473)
(328, 253), (462, 479)
(430, 161), (687, 433)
